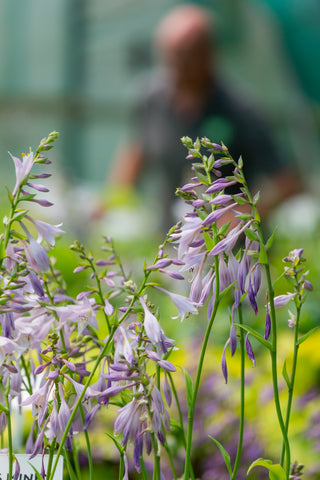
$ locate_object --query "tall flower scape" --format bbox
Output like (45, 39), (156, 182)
(0, 133), (314, 480)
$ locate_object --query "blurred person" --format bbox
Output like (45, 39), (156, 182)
(108, 4), (302, 232)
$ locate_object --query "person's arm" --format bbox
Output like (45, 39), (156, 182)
(109, 142), (144, 187)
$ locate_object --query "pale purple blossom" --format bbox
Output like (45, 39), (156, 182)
(203, 202), (237, 226)
(271, 293), (297, 310)
(154, 287), (198, 321)
(25, 216), (64, 245)
(245, 334), (256, 366)
(145, 258), (172, 271)
(210, 222), (250, 256)
(264, 311), (271, 340)
(140, 297), (162, 345)
(26, 182), (49, 192)
(9, 151), (34, 196)
(22, 236), (50, 273)
(205, 178), (238, 194)
(221, 339), (230, 383)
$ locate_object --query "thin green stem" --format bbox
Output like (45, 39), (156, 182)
(165, 440), (178, 480)
(280, 305), (301, 466)
(5, 393), (13, 480)
(140, 457), (148, 480)
(72, 444), (82, 480)
(80, 405), (94, 480)
(264, 262), (290, 477)
(46, 438), (57, 480)
(48, 264), (153, 480)
(151, 431), (160, 480)
(168, 372), (195, 480)
(48, 332), (114, 480)
(20, 355), (33, 394)
(118, 452), (125, 480)
(64, 447), (78, 480)
(183, 257), (220, 480)
(250, 211), (291, 477)
(88, 257), (111, 333)
(232, 304), (245, 480)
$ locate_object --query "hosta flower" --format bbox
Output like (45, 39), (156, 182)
(9, 151), (34, 196)
(271, 293), (297, 310)
(139, 297), (162, 345)
(171, 215), (203, 259)
(154, 286), (198, 321)
(52, 297), (98, 333)
(245, 334), (256, 366)
(205, 177), (238, 194)
(22, 236), (50, 273)
(210, 221), (252, 256)
(25, 216), (64, 246)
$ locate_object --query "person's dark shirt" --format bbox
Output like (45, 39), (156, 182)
(133, 74), (284, 228)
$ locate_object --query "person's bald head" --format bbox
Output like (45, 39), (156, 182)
(155, 5), (215, 88)
(156, 5), (213, 52)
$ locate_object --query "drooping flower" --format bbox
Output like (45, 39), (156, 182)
(245, 334), (256, 366)
(139, 297), (162, 345)
(25, 216), (64, 246)
(154, 286), (198, 321)
(20, 222), (50, 273)
(271, 293), (297, 310)
(209, 221), (252, 256)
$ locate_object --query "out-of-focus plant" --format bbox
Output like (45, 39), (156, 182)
(0, 132), (316, 480)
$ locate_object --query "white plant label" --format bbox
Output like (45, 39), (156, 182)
(0, 454), (63, 480)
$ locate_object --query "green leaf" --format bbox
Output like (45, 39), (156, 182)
(196, 171), (210, 185)
(207, 153), (215, 170)
(217, 221), (231, 238)
(191, 162), (204, 170)
(105, 432), (124, 454)
(247, 458), (286, 480)
(232, 171), (244, 183)
(181, 136), (193, 148)
(11, 209), (28, 223)
(170, 419), (184, 432)
(253, 191), (261, 205)
(298, 325), (320, 345)
(265, 227), (278, 251)
(259, 244), (269, 265)
(234, 323), (272, 350)
(189, 148), (202, 158)
(63, 449), (78, 480)
(209, 436), (232, 477)
(203, 231), (215, 251)
(10, 229), (27, 240)
(18, 193), (36, 202)
(236, 213), (253, 221)
(6, 187), (14, 205)
(180, 366), (193, 411)
(0, 239), (6, 262)
(0, 403), (9, 414)
(244, 228), (260, 243)
(219, 281), (237, 301)
(282, 360), (291, 388)
(231, 195), (249, 205)
(29, 463), (44, 480)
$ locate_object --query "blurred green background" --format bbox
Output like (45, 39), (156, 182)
(0, 0), (319, 186)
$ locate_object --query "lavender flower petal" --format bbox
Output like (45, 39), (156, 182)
(245, 334), (256, 366)
(264, 311), (271, 340)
